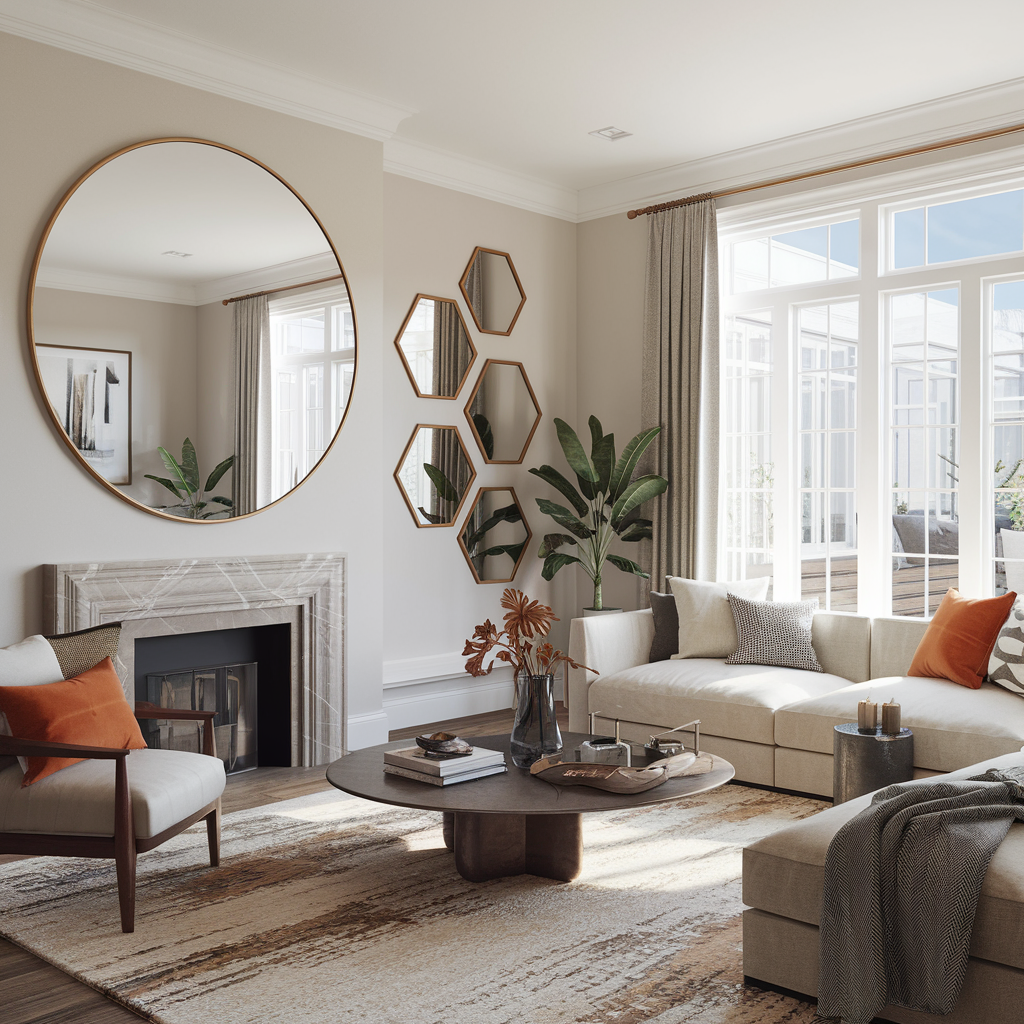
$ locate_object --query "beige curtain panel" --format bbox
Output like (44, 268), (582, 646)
(432, 300), (471, 397)
(640, 200), (720, 597)
(233, 294), (272, 515)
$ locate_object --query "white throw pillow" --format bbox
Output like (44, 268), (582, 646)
(668, 577), (771, 659)
(0, 635), (64, 771)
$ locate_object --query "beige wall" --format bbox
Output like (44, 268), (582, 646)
(575, 210), (649, 610)
(0, 32), (385, 738)
(195, 298), (235, 499)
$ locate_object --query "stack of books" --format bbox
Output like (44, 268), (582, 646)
(383, 744), (506, 786)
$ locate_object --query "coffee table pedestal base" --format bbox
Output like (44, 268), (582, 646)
(443, 811), (582, 882)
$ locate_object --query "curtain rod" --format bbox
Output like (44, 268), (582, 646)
(222, 273), (344, 305)
(625, 120), (1024, 219)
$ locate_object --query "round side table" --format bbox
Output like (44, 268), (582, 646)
(833, 723), (914, 804)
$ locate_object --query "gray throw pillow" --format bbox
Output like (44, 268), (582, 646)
(725, 594), (822, 672)
(648, 592), (678, 662)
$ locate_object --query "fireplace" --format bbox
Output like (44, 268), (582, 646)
(43, 554), (346, 765)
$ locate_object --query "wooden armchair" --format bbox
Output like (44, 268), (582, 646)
(0, 702), (225, 933)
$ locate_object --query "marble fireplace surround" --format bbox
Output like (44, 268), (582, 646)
(42, 554), (346, 766)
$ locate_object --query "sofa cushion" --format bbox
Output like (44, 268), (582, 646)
(0, 747), (225, 839)
(668, 576), (770, 659)
(775, 675), (1024, 772)
(743, 752), (1024, 971)
(587, 659), (853, 745)
(726, 595), (822, 672)
(648, 592), (679, 662)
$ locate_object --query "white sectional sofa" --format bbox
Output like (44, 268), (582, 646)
(567, 608), (1024, 797)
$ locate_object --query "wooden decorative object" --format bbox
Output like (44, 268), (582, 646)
(457, 486), (532, 584)
(393, 294), (477, 399)
(458, 247), (527, 336)
(393, 423), (477, 528)
(463, 359), (542, 465)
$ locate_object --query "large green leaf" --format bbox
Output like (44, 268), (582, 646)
(536, 498), (594, 539)
(417, 506), (444, 525)
(143, 474), (184, 499)
(528, 466), (588, 517)
(477, 542), (525, 562)
(592, 432), (616, 496)
(423, 463), (459, 503)
(538, 533), (577, 557)
(541, 551), (582, 581)
(610, 474), (668, 526)
(208, 495), (233, 506)
(180, 438), (200, 490)
(157, 447), (193, 497)
(555, 418), (598, 497)
(205, 454), (234, 493)
(606, 553), (650, 579)
(473, 414), (494, 461)
(466, 503), (522, 548)
(588, 415), (604, 453)
(617, 519), (653, 542)
(608, 426), (662, 503)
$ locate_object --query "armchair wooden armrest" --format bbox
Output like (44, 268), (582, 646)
(0, 734), (131, 760)
(133, 701), (217, 758)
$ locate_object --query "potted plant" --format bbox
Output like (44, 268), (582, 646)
(529, 417), (667, 612)
(463, 588), (592, 767)
(145, 438), (235, 519)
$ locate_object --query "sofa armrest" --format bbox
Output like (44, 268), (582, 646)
(0, 734), (131, 760)
(567, 609), (655, 732)
(133, 701), (217, 758)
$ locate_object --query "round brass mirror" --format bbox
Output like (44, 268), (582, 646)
(28, 138), (356, 521)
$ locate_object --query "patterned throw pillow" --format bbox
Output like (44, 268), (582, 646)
(725, 594), (822, 672)
(44, 622), (122, 679)
(988, 597), (1024, 697)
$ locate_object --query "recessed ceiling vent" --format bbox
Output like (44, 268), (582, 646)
(162, 250), (193, 258)
(589, 126), (632, 141)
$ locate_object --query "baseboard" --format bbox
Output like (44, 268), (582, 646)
(345, 710), (390, 751)
(383, 676), (515, 732)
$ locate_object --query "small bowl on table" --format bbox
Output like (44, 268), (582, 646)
(415, 732), (474, 760)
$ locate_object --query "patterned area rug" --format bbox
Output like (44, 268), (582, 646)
(0, 784), (826, 1023)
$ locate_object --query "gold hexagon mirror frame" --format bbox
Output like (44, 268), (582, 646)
(393, 293), (477, 399)
(458, 486), (532, 584)
(458, 246), (527, 336)
(394, 423), (477, 528)
(463, 358), (543, 465)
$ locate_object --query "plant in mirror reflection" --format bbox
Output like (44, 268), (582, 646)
(530, 416), (668, 611)
(144, 438), (234, 519)
(418, 464), (461, 525)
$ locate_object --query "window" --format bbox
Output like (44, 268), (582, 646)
(269, 288), (354, 502)
(721, 172), (1024, 618)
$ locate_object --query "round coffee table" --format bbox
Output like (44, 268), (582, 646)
(326, 732), (734, 883)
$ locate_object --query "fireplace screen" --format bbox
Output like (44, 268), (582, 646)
(142, 663), (257, 773)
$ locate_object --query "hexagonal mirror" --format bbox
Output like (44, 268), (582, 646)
(394, 424), (476, 527)
(459, 247), (526, 335)
(464, 359), (542, 464)
(459, 487), (532, 584)
(394, 294), (476, 398)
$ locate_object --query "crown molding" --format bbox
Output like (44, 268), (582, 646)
(577, 75), (1024, 223)
(195, 252), (339, 305)
(384, 137), (579, 222)
(0, 0), (414, 141)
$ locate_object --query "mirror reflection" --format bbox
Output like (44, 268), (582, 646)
(394, 294), (476, 398)
(459, 487), (531, 584)
(30, 139), (353, 520)
(459, 247), (526, 335)
(464, 359), (542, 464)
(395, 424), (476, 527)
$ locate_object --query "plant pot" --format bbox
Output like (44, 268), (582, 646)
(583, 607), (623, 617)
(510, 673), (562, 768)
(1001, 529), (1024, 594)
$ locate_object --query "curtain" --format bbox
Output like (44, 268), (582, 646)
(640, 199), (720, 599)
(233, 295), (272, 515)
(431, 299), (470, 397)
(430, 427), (470, 523)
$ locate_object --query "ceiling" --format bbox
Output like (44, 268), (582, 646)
(7, 0), (1024, 220)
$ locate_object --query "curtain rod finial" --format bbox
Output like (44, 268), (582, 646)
(627, 209), (638, 219)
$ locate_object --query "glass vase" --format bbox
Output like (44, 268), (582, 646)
(510, 672), (562, 768)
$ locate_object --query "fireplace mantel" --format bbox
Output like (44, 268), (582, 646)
(43, 554), (346, 766)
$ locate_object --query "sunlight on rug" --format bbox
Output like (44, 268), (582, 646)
(0, 784), (827, 1023)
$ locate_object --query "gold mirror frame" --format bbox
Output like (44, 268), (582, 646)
(458, 246), (527, 336)
(26, 136), (357, 523)
(393, 293), (477, 399)
(458, 486), (532, 584)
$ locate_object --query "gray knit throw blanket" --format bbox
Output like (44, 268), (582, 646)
(816, 767), (1024, 1024)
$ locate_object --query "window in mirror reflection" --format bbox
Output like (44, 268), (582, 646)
(269, 287), (354, 501)
(394, 295), (476, 398)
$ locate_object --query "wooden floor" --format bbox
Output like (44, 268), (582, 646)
(0, 703), (549, 1024)
(800, 556), (959, 616)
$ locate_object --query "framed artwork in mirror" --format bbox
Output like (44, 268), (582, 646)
(394, 294), (477, 398)
(394, 423), (476, 527)
(27, 137), (355, 522)
(458, 487), (532, 584)
(36, 343), (132, 485)
(464, 358), (542, 464)
(459, 247), (526, 336)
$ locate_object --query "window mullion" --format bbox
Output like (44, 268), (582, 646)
(959, 270), (985, 597)
(774, 298), (799, 600)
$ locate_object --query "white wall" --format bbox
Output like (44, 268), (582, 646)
(195, 298), (235, 500)
(383, 173), (577, 723)
(0, 31), (385, 751)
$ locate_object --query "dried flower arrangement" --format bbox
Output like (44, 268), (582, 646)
(463, 588), (593, 680)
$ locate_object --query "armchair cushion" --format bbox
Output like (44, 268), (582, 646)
(0, 658), (145, 785)
(0, 747), (225, 838)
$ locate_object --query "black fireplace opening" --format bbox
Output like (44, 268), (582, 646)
(134, 624), (291, 770)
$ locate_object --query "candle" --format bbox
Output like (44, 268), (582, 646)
(858, 699), (878, 732)
(881, 700), (901, 735)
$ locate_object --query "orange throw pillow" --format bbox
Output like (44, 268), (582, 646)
(0, 657), (146, 785)
(908, 588), (1017, 689)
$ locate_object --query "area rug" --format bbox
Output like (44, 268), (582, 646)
(0, 784), (826, 1024)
